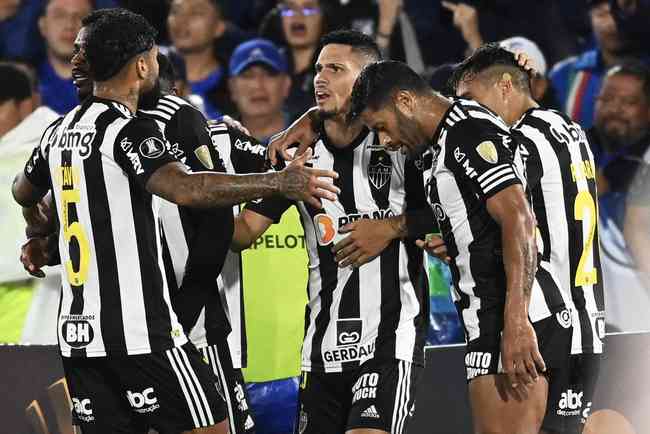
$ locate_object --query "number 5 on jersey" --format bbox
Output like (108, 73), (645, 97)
(60, 165), (91, 286)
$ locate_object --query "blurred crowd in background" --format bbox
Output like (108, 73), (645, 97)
(1, 0), (650, 425)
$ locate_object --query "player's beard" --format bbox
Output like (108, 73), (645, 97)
(394, 108), (428, 158)
(138, 79), (163, 111)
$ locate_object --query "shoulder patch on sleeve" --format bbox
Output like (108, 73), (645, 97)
(476, 141), (499, 164)
(139, 137), (167, 159)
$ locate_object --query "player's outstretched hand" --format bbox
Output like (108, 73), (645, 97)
(281, 148), (339, 208)
(20, 237), (50, 278)
(268, 107), (320, 165)
(333, 219), (393, 267)
(501, 318), (546, 389)
(415, 234), (450, 263)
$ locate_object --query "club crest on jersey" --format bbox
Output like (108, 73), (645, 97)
(194, 145), (214, 169)
(139, 137), (166, 159)
(476, 140), (498, 164)
(368, 151), (392, 190)
(314, 213), (336, 246)
(61, 314), (95, 348)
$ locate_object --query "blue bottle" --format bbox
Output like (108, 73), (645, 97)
(426, 254), (465, 345)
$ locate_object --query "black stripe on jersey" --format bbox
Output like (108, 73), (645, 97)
(129, 177), (175, 352)
(339, 268), (361, 370)
(161, 230), (180, 294)
(375, 241), (401, 362)
(331, 146), (357, 214)
(82, 109), (127, 357)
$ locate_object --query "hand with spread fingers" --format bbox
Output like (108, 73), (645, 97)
(268, 107), (321, 165)
(332, 219), (396, 268)
(281, 148), (340, 208)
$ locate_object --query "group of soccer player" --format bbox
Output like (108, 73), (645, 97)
(11, 6), (604, 434)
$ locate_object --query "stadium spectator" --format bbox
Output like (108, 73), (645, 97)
(260, 0), (332, 120)
(589, 61), (650, 333)
(167, 0), (240, 119)
(0, 63), (37, 139)
(229, 38), (291, 142)
(36, 0), (92, 114)
(500, 36), (560, 110)
(589, 62), (650, 200)
(550, 0), (641, 128)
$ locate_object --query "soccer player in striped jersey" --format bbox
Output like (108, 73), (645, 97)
(450, 44), (605, 434)
(349, 60), (572, 434)
(138, 54), (257, 434)
(12, 9), (338, 434)
(232, 30), (432, 434)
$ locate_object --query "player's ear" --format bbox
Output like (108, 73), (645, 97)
(395, 90), (416, 117)
(135, 55), (148, 80)
(499, 72), (514, 98)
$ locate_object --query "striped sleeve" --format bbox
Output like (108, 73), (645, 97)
(23, 117), (62, 189)
(445, 117), (522, 199)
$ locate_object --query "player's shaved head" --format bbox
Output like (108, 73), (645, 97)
(449, 43), (532, 96)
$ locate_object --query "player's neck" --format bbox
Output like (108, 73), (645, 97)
(422, 94), (452, 141)
(323, 115), (365, 149)
(242, 111), (286, 142)
(505, 94), (539, 126)
(93, 80), (139, 113)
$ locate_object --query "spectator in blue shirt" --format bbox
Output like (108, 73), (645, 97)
(37, 0), (92, 114)
(167, 0), (243, 120)
(550, 0), (637, 129)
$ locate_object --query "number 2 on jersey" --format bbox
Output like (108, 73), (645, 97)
(60, 166), (91, 286)
(574, 191), (598, 286)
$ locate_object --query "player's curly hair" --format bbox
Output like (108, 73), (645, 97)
(448, 43), (531, 95)
(82, 8), (158, 82)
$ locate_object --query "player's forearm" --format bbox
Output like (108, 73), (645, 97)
(181, 171), (286, 208)
(501, 209), (537, 322)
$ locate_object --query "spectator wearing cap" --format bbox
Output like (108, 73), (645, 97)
(167, 0), (240, 119)
(37, 0), (93, 114)
(549, 0), (641, 128)
(229, 38), (291, 142)
(500, 36), (560, 110)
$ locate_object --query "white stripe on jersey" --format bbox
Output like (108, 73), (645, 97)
(434, 137), (482, 341)
(528, 110), (603, 354)
(208, 130), (245, 368)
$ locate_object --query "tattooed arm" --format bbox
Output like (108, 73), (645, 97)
(486, 184), (544, 389)
(147, 148), (339, 209)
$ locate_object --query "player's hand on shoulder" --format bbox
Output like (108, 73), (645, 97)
(268, 107), (320, 166)
(280, 148), (339, 208)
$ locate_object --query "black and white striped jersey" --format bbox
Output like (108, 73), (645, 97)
(427, 99), (566, 342)
(23, 96), (187, 357)
(208, 122), (270, 369)
(514, 108), (605, 354)
(139, 95), (235, 356)
(247, 128), (431, 373)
